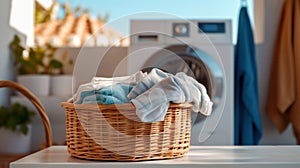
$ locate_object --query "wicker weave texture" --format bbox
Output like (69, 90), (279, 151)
(61, 102), (192, 161)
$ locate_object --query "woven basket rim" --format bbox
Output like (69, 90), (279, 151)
(61, 102), (193, 110)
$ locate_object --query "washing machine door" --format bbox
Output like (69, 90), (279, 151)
(142, 45), (224, 104)
(142, 45), (225, 143)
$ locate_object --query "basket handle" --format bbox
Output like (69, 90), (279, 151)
(0, 80), (52, 148)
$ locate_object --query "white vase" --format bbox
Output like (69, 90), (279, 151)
(50, 75), (73, 97)
(17, 75), (50, 96)
(0, 125), (32, 154)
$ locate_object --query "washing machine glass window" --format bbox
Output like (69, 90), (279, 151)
(141, 44), (226, 140)
(142, 45), (224, 108)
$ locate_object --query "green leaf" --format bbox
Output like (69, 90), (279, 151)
(19, 60), (38, 74)
(49, 59), (63, 68)
(9, 35), (21, 47)
(0, 103), (35, 135)
(10, 34), (72, 74)
(20, 124), (28, 135)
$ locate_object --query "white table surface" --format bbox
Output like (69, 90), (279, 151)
(10, 146), (300, 168)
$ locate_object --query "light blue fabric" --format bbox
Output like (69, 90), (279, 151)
(73, 71), (146, 104)
(79, 83), (133, 104)
(234, 7), (262, 145)
(131, 71), (213, 122)
(127, 68), (171, 99)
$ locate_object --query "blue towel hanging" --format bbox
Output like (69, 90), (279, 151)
(234, 6), (262, 145)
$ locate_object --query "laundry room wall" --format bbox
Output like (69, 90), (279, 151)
(256, 0), (296, 144)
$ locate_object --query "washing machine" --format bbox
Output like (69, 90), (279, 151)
(126, 19), (234, 145)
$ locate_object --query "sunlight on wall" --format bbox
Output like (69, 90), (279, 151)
(9, 0), (34, 46)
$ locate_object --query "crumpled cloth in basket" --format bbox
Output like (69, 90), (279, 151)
(129, 69), (213, 122)
(72, 68), (212, 123)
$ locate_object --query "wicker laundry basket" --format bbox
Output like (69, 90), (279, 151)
(0, 80), (52, 148)
(61, 102), (192, 161)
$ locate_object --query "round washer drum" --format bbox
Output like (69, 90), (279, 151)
(142, 44), (225, 111)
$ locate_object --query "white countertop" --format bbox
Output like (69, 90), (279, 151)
(10, 146), (300, 168)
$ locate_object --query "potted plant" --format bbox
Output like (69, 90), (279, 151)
(10, 35), (70, 96)
(0, 103), (35, 154)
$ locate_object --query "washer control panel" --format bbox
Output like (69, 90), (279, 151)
(130, 19), (232, 44)
(173, 23), (190, 37)
(198, 22), (225, 33)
